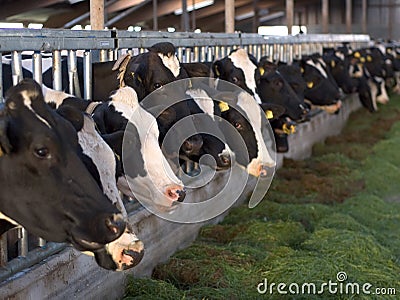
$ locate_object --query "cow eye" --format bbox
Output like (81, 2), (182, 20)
(34, 147), (51, 159)
(232, 77), (239, 83)
(154, 83), (162, 89)
(233, 121), (243, 130)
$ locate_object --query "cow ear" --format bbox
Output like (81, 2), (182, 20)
(56, 105), (84, 132)
(259, 103), (286, 120)
(212, 61), (222, 77)
(0, 107), (12, 156)
(112, 53), (132, 71)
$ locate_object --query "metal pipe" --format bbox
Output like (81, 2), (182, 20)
(83, 50), (92, 100)
(52, 50), (62, 91)
(0, 232), (7, 265)
(18, 228), (28, 257)
(0, 53), (3, 101)
(33, 52), (42, 86)
(11, 51), (23, 86)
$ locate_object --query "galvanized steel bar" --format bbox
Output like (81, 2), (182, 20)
(32, 52), (43, 86)
(18, 228), (28, 257)
(52, 50), (62, 91)
(83, 50), (92, 100)
(0, 232), (7, 266)
(11, 51), (23, 86)
(68, 50), (81, 97)
(0, 53), (3, 100)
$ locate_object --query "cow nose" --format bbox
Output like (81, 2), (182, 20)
(165, 185), (186, 203)
(218, 152), (231, 169)
(182, 135), (203, 155)
(259, 165), (274, 178)
(104, 213), (126, 238)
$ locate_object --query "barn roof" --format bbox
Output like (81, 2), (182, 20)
(0, 0), (320, 32)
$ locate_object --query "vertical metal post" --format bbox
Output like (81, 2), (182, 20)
(200, 46), (206, 62)
(68, 50), (81, 98)
(185, 47), (191, 63)
(177, 47), (184, 62)
(99, 49), (107, 62)
(0, 53), (3, 101)
(194, 46), (199, 62)
(33, 52), (42, 86)
(11, 51), (23, 86)
(288, 44), (293, 63)
(52, 50), (62, 91)
(0, 232), (8, 265)
(207, 47), (213, 61)
(18, 228), (28, 257)
(83, 50), (92, 100)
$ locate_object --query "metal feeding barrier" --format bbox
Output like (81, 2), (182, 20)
(0, 29), (370, 283)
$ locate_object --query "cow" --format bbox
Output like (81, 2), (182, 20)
(43, 85), (187, 211)
(187, 78), (277, 177)
(295, 54), (343, 114)
(322, 48), (359, 94)
(210, 49), (304, 153)
(0, 79), (144, 270)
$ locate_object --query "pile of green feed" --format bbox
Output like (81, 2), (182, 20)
(124, 95), (400, 300)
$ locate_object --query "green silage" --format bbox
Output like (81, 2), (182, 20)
(124, 96), (400, 299)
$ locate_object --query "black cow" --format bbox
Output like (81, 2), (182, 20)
(0, 79), (139, 270)
(295, 54), (342, 113)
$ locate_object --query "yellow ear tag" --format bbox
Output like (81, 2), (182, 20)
(387, 48), (392, 53)
(366, 55), (372, 62)
(283, 123), (296, 134)
(265, 110), (273, 119)
(214, 66), (220, 76)
(132, 72), (142, 83)
(300, 67), (305, 73)
(219, 101), (230, 112)
(331, 60), (336, 68)
(0, 146), (3, 157)
(259, 67), (265, 76)
(307, 81), (314, 89)
(360, 57), (366, 63)
(354, 52), (361, 58)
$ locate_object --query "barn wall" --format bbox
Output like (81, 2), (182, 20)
(0, 93), (362, 299)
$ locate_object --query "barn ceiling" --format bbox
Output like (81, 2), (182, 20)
(0, 0), (320, 32)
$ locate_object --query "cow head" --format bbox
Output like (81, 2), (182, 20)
(0, 79), (127, 257)
(297, 56), (342, 113)
(257, 58), (309, 122)
(100, 86), (186, 211)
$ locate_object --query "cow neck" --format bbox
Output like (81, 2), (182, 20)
(86, 101), (103, 115)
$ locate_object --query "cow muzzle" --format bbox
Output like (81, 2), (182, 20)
(165, 185), (186, 204)
(93, 226), (145, 271)
(71, 213), (126, 251)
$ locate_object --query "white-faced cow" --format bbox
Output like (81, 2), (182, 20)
(43, 85), (187, 211)
(0, 79), (144, 271)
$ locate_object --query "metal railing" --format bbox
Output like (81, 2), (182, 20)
(0, 28), (371, 282)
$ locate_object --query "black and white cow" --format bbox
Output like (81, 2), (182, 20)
(295, 54), (343, 114)
(43, 85), (187, 211)
(0, 79), (144, 270)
